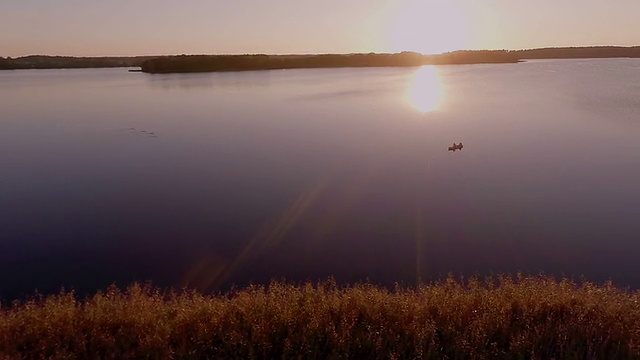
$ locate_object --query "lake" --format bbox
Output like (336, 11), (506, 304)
(2, 59), (640, 299)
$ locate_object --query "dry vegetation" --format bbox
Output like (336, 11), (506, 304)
(1, 275), (639, 359)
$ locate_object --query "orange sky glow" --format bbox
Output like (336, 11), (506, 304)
(1, 0), (638, 57)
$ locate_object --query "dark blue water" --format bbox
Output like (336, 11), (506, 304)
(2, 59), (640, 300)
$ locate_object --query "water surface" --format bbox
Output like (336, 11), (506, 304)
(2, 59), (640, 299)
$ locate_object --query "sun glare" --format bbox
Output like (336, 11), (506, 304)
(389, 0), (469, 55)
(407, 66), (443, 113)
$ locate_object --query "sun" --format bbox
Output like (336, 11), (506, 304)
(388, 0), (469, 55)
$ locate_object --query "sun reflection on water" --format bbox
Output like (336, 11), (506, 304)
(407, 66), (444, 113)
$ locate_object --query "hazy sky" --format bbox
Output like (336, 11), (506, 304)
(1, 0), (639, 57)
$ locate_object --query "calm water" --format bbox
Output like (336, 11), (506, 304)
(2, 59), (640, 299)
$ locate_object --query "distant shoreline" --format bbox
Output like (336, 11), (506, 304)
(0, 55), (154, 71)
(1, 46), (639, 72)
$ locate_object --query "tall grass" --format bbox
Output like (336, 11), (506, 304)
(1, 275), (639, 359)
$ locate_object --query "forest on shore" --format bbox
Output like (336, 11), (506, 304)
(2, 46), (639, 72)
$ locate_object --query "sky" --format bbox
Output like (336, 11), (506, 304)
(1, 0), (639, 57)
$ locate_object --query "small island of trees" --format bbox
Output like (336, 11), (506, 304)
(138, 51), (520, 74)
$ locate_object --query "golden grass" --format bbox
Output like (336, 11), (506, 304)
(1, 275), (639, 359)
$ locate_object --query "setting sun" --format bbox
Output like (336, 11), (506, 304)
(388, 0), (469, 54)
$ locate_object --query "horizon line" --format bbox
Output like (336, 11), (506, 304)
(4, 44), (640, 59)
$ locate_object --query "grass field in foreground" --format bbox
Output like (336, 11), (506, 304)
(1, 275), (639, 359)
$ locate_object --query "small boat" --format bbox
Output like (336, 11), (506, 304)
(448, 142), (464, 151)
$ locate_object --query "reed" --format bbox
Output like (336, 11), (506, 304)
(1, 275), (638, 359)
